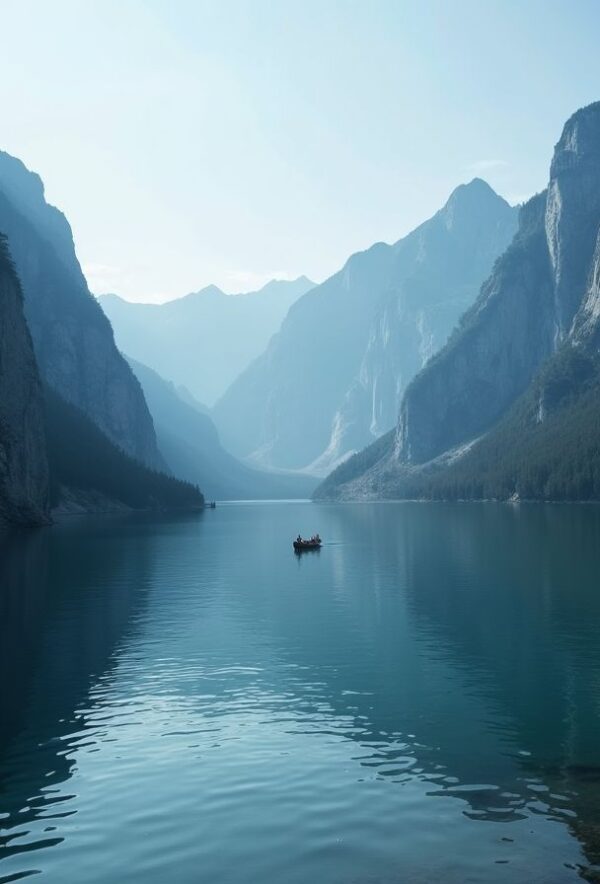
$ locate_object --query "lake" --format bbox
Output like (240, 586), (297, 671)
(1, 501), (600, 883)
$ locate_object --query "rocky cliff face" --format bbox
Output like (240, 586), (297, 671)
(0, 235), (48, 524)
(214, 180), (517, 473)
(0, 151), (161, 469)
(395, 101), (600, 467)
(317, 101), (600, 500)
(393, 192), (555, 465)
(572, 228), (600, 346)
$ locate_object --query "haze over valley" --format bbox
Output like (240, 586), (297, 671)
(5, 103), (600, 511)
(100, 275), (315, 407)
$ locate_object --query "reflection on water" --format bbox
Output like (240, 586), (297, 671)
(0, 504), (600, 883)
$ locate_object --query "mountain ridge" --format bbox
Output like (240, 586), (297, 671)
(316, 101), (600, 502)
(100, 275), (314, 405)
(214, 178), (518, 473)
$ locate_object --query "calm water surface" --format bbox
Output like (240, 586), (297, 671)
(1, 502), (600, 883)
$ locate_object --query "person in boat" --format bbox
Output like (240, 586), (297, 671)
(297, 534), (302, 543)
(315, 533), (321, 543)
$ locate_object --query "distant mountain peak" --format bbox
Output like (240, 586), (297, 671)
(440, 178), (512, 231)
(101, 275), (315, 405)
(466, 176), (497, 191)
(97, 291), (124, 304)
(183, 284), (225, 302)
(249, 275), (316, 297)
(445, 177), (508, 209)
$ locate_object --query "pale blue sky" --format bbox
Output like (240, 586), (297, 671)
(1, 0), (599, 301)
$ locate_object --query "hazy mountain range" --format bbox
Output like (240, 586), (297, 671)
(213, 179), (518, 474)
(316, 101), (600, 502)
(3, 101), (600, 524)
(100, 276), (315, 406)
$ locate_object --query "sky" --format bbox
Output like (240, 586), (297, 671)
(1, 0), (600, 303)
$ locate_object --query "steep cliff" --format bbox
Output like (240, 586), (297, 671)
(394, 191), (554, 465)
(0, 235), (48, 524)
(0, 151), (161, 468)
(317, 101), (600, 501)
(214, 180), (517, 473)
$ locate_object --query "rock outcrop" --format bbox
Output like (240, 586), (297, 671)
(0, 151), (162, 469)
(214, 180), (517, 473)
(0, 235), (48, 524)
(317, 101), (600, 500)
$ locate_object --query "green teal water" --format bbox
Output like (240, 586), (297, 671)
(1, 502), (600, 883)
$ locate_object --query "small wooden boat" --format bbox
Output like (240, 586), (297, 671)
(293, 537), (322, 552)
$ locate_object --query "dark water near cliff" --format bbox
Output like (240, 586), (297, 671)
(1, 502), (600, 883)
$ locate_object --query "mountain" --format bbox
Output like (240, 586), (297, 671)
(99, 276), (315, 406)
(316, 102), (600, 502)
(0, 235), (48, 524)
(0, 150), (161, 468)
(128, 358), (317, 500)
(213, 180), (518, 474)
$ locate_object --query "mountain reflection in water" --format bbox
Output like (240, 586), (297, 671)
(0, 503), (599, 884)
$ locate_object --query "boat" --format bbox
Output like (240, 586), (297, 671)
(293, 536), (322, 552)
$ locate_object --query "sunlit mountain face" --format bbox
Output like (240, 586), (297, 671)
(214, 180), (517, 474)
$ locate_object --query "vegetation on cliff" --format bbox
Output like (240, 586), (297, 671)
(44, 387), (204, 512)
(419, 348), (600, 502)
